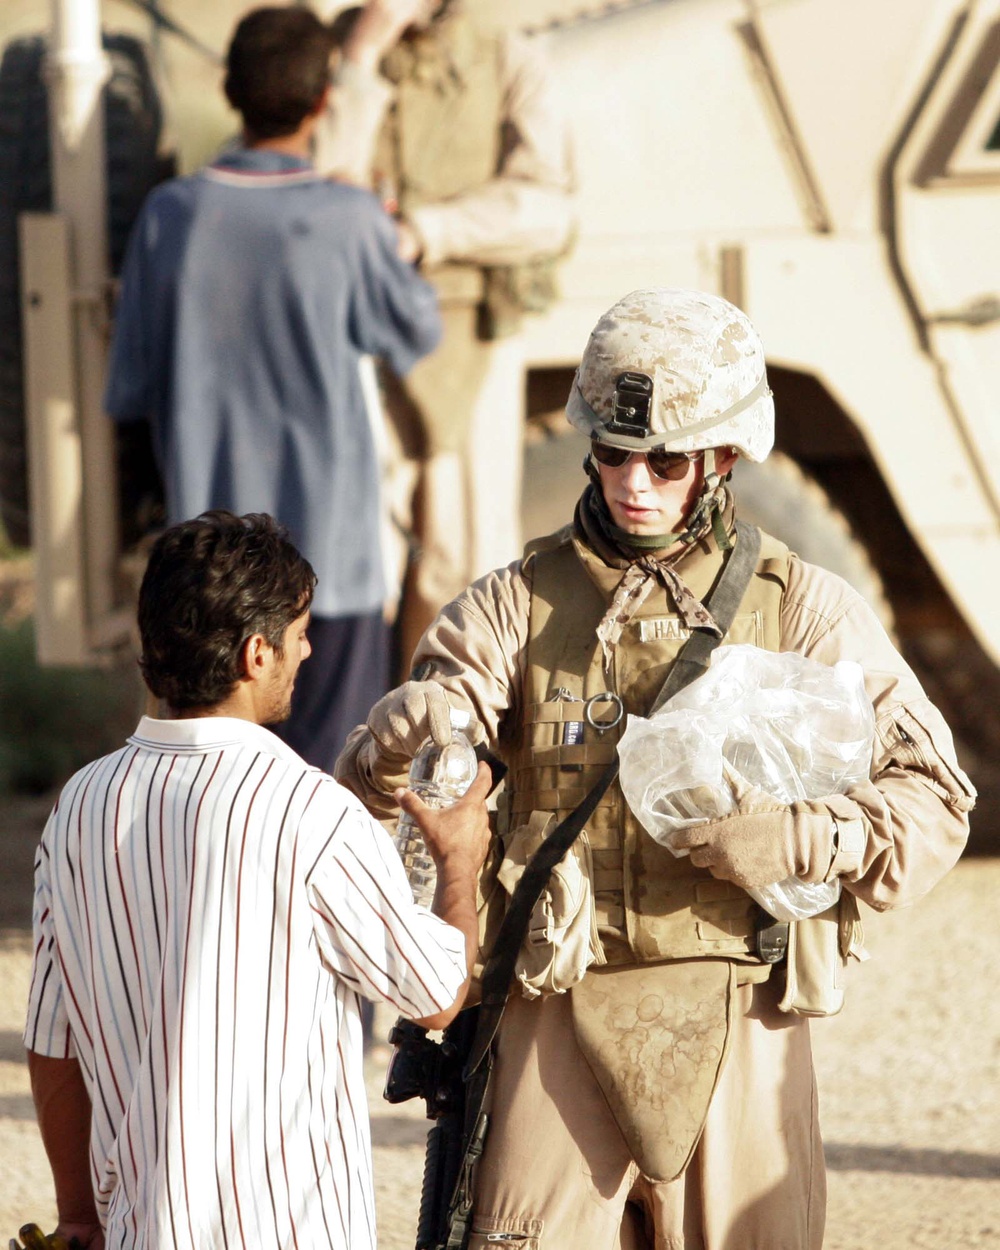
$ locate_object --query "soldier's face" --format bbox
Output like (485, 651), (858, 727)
(597, 446), (738, 542)
(597, 452), (707, 539)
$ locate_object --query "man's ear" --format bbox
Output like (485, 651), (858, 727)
(717, 447), (739, 477)
(240, 633), (271, 682)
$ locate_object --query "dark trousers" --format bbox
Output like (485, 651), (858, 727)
(275, 609), (390, 776)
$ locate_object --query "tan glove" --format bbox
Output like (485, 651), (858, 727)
(670, 789), (838, 891)
(365, 680), (484, 760)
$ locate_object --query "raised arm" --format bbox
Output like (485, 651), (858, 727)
(307, 773), (491, 1031)
(315, 1), (429, 184)
(396, 761), (493, 1028)
(317, 9), (576, 266)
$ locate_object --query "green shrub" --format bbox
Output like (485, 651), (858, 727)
(0, 617), (143, 795)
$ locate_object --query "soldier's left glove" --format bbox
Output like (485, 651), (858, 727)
(670, 788), (840, 891)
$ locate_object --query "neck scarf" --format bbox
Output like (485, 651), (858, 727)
(574, 481), (734, 668)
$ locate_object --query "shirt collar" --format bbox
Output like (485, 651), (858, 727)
(129, 715), (313, 769)
(209, 145), (315, 175)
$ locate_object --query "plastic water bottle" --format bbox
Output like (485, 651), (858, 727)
(394, 708), (479, 907)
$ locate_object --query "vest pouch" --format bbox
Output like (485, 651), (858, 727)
(777, 891), (867, 1017)
(570, 961), (734, 1182)
(496, 810), (605, 999)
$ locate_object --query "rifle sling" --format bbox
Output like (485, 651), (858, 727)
(463, 519), (762, 1078)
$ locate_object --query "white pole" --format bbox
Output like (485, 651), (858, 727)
(45, 0), (121, 655)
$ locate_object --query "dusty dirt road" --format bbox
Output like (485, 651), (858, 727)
(1, 792), (998, 1248)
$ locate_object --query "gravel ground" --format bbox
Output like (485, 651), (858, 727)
(1, 786), (997, 1249)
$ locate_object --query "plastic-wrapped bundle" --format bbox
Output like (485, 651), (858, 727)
(618, 644), (875, 920)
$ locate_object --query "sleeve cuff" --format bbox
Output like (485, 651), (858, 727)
(333, 58), (391, 101)
(405, 206), (448, 267)
(827, 815), (867, 878)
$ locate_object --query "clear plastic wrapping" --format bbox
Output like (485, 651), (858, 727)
(618, 644), (875, 921)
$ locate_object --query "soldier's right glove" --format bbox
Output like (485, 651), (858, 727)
(365, 680), (484, 760)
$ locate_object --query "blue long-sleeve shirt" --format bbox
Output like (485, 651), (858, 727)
(105, 147), (441, 616)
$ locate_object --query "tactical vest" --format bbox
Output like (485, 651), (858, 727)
(376, 14), (502, 306)
(373, 13), (563, 334)
(505, 527), (792, 967)
(377, 16), (501, 211)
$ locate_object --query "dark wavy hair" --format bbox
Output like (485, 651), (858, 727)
(224, 7), (334, 140)
(138, 511), (316, 711)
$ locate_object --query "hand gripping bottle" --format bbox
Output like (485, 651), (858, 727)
(394, 708), (478, 907)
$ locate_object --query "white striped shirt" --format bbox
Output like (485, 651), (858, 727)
(24, 715), (466, 1250)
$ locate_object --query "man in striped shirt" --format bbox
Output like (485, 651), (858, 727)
(24, 511), (490, 1250)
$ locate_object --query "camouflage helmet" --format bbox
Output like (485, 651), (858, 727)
(566, 288), (774, 463)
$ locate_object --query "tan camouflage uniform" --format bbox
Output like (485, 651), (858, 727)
(317, 5), (574, 666)
(335, 290), (973, 1249)
(337, 525), (973, 1248)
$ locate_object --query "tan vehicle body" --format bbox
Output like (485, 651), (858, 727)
(3, 0), (999, 747)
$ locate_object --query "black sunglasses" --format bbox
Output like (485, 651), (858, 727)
(590, 440), (702, 481)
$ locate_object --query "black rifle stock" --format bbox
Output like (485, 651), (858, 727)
(384, 1009), (482, 1250)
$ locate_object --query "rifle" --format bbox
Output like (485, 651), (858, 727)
(387, 523), (763, 1250)
(382, 741), (507, 1250)
(383, 1010), (484, 1250)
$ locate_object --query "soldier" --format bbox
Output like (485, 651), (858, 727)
(318, 0), (575, 666)
(335, 288), (975, 1249)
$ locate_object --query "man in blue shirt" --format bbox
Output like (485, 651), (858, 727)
(105, 5), (441, 771)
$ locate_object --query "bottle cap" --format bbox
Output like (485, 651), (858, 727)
(449, 708), (471, 731)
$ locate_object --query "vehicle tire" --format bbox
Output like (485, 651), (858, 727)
(731, 451), (895, 631)
(0, 32), (165, 549)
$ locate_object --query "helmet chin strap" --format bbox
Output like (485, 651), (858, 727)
(677, 446), (728, 541)
(587, 447), (732, 553)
